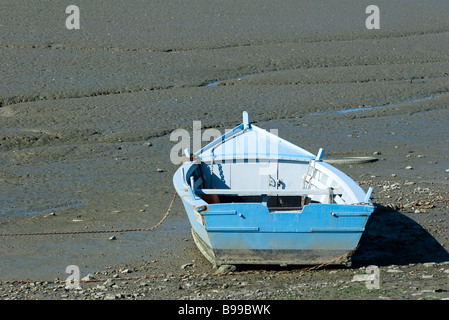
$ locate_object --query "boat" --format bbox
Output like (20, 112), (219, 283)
(173, 111), (374, 267)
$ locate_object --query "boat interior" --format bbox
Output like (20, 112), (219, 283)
(186, 158), (352, 212)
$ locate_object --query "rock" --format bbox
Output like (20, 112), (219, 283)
(104, 294), (116, 300)
(405, 166), (413, 170)
(109, 236), (116, 241)
(387, 269), (403, 273)
(81, 274), (95, 281)
(103, 279), (115, 287)
(216, 265), (236, 273)
(423, 262), (436, 267)
(157, 168), (165, 172)
(402, 203), (414, 210)
(181, 263), (193, 269)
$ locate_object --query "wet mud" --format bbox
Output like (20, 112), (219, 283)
(0, 1), (448, 299)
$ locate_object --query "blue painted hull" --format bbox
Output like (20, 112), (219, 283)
(179, 195), (373, 266)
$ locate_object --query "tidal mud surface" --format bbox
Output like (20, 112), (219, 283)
(0, 1), (448, 300)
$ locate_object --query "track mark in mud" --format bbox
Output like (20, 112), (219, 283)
(0, 85), (179, 108)
(0, 29), (447, 53)
(202, 61), (449, 88)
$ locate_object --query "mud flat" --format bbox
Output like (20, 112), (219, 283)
(0, 1), (448, 300)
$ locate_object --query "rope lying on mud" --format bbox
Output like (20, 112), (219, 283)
(0, 156), (376, 238)
(0, 193), (178, 237)
(324, 156), (378, 165)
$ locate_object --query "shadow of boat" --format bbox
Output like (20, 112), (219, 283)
(352, 204), (449, 267)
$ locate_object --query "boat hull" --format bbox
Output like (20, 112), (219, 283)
(192, 228), (353, 266)
(180, 194), (372, 266)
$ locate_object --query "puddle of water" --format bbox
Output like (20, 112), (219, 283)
(204, 70), (448, 116)
(204, 74), (253, 87)
(309, 93), (448, 116)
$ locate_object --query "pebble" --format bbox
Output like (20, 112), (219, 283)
(405, 166), (413, 170)
(103, 279), (115, 287)
(423, 262), (436, 267)
(120, 268), (132, 274)
(216, 265), (236, 273)
(81, 274), (95, 281)
(387, 269), (404, 273)
(108, 236), (116, 241)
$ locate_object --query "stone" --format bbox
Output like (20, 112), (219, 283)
(423, 262), (436, 267)
(103, 279), (115, 287)
(216, 265), (236, 273)
(81, 274), (95, 281)
(120, 268), (131, 274)
(387, 269), (404, 273)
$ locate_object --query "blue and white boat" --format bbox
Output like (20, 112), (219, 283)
(173, 112), (374, 267)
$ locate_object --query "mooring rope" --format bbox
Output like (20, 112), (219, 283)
(0, 193), (178, 237)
